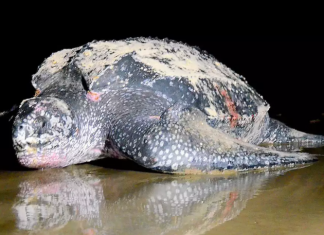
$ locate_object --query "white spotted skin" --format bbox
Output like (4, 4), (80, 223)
(12, 37), (324, 172)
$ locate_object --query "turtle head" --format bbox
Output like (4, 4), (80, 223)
(12, 97), (78, 168)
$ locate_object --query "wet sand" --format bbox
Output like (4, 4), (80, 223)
(0, 147), (323, 235)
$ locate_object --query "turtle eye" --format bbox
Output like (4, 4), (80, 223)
(33, 116), (50, 134)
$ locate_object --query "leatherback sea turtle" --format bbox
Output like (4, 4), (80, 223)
(12, 37), (324, 173)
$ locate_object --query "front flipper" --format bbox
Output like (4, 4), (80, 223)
(110, 99), (317, 174)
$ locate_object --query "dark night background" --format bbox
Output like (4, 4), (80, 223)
(0, 24), (323, 170)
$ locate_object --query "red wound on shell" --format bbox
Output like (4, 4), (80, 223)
(214, 84), (241, 128)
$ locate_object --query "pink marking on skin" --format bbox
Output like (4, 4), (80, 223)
(82, 228), (97, 235)
(149, 116), (161, 120)
(90, 148), (103, 154)
(214, 84), (241, 128)
(30, 153), (67, 168)
(89, 180), (101, 186)
(38, 183), (61, 194)
(34, 106), (46, 112)
(221, 191), (239, 219)
(87, 91), (101, 102)
(220, 90), (241, 128)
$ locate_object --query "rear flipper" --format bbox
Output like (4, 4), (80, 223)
(123, 105), (318, 174)
(260, 118), (324, 151)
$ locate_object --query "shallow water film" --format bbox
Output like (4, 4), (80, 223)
(0, 147), (323, 235)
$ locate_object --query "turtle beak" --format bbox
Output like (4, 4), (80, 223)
(12, 96), (77, 168)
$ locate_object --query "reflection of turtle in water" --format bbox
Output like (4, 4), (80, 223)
(12, 165), (289, 234)
(13, 167), (104, 231)
(12, 38), (324, 173)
